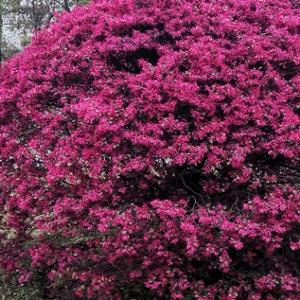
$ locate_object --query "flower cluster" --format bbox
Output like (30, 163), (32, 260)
(0, 0), (300, 298)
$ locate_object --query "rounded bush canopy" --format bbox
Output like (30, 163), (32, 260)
(0, 0), (300, 298)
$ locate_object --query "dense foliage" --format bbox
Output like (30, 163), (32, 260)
(0, 0), (300, 298)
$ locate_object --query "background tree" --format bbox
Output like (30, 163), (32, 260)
(0, 1), (3, 62)
(0, 0), (89, 61)
(0, 0), (22, 61)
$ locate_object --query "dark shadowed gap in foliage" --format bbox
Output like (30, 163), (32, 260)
(117, 84), (132, 109)
(266, 78), (280, 92)
(115, 173), (173, 204)
(260, 125), (276, 135)
(180, 29), (193, 39)
(107, 47), (159, 74)
(229, 78), (237, 86)
(136, 112), (149, 123)
(245, 151), (286, 166)
(132, 22), (159, 32)
(95, 33), (106, 42)
(155, 31), (175, 45)
(215, 104), (225, 120)
(36, 92), (63, 111)
(204, 269), (223, 285)
(288, 96), (300, 115)
(177, 167), (208, 206)
(114, 23), (155, 37)
(227, 246), (277, 295)
(72, 33), (84, 47)
(71, 30), (92, 47)
(250, 3), (257, 11)
(224, 43), (232, 50)
(249, 60), (268, 72)
(176, 151), (287, 209)
(17, 125), (36, 147)
(117, 84), (131, 98)
(151, 116), (159, 123)
(290, 0), (300, 9)
(259, 20), (270, 34)
(174, 101), (196, 131)
(245, 151), (296, 193)
(174, 102), (194, 121)
(118, 284), (167, 300)
(206, 78), (227, 86)
(114, 22), (165, 37)
(197, 80), (209, 96)
(183, 20), (196, 29)
(151, 23), (176, 45)
(206, 30), (219, 40)
(275, 225), (300, 275)
(288, 24), (300, 35)
(134, 0), (152, 8)
(224, 31), (238, 43)
(270, 59), (299, 80)
(228, 248), (248, 269)
(178, 58), (191, 72)
(162, 130), (174, 143)
(188, 259), (224, 285)
(245, 151), (288, 183)
(63, 72), (94, 88)
(197, 78), (227, 95)
(58, 112), (79, 135)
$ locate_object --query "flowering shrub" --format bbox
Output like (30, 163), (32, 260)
(0, 0), (300, 298)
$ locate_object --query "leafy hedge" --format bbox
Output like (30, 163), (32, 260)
(0, 0), (300, 299)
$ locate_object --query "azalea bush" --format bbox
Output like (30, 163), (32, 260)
(0, 0), (300, 299)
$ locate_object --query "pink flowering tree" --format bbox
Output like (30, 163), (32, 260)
(0, 0), (300, 299)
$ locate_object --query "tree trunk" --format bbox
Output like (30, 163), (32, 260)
(63, 0), (71, 12)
